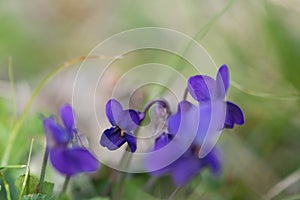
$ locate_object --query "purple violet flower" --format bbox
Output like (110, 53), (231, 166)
(100, 99), (140, 153)
(42, 104), (99, 176)
(188, 64), (244, 129)
(146, 101), (222, 186)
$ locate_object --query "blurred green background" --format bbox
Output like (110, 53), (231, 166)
(1, 0), (300, 199)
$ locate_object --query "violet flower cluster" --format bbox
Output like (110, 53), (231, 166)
(99, 64), (244, 186)
(42, 104), (99, 176)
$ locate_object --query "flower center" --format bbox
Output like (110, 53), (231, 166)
(120, 129), (124, 137)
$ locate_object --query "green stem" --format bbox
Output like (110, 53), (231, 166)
(59, 176), (71, 197)
(8, 57), (17, 124)
(168, 186), (181, 200)
(102, 169), (118, 197)
(183, 88), (188, 100)
(144, 176), (158, 192)
(36, 148), (49, 193)
(112, 147), (131, 200)
(18, 139), (34, 200)
(0, 172), (12, 200)
(1, 56), (100, 166)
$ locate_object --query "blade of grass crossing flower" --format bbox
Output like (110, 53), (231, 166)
(0, 172), (12, 200)
(18, 139), (34, 200)
(1, 55), (104, 166)
(264, 169), (300, 200)
(231, 80), (300, 100)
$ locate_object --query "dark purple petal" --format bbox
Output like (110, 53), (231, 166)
(224, 101), (244, 129)
(43, 117), (69, 146)
(116, 109), (139, 131)
(202, 147), (222, 176)
(100, 127), (126, 150)
(154, 132), (173, 150)
(188, 75), (217, 102)
(168, 100), (197, 135)
(124, 132), (137, 152)
(138, 111), (145, 123)
(106, 99), (122, 126)
(167, 111), (180, 135)
(59, 104), (75, 136)
(170, 155), (202, 186)
(50, 147), (99, 176)
(216, 64), (230, 98)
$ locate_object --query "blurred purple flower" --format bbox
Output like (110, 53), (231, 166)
(43, 104), (99, 176)
(153, 139), (222, 186)
(100, 99), (140, 152)
(188, 64), (244, 129)
(146, 101), (222, 186)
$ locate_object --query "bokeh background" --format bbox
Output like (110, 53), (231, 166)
(1, 0), (300, 199)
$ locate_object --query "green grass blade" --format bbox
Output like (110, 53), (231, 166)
(17, 139), (34, 200)
(1, 55), (101, 166)
(0, 172), (12, 200)
(0, 165), (27, 171)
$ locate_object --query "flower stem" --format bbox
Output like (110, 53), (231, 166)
(36, 147), (49, 193)
(113, 142), (135, 200)
(0, 172), (12, 200)
(102, 169), (118, 197)
(168, 186), (181, 200)
(144, 176), (158, 192)
(143, 99), (171, 118)
(59, 176), (71, 197)
(183, 88), (188, 100)
(113, 172), (127, 200)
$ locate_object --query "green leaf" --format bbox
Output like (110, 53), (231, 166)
(15, 174), (39, 195)
(42, 181), (54, 195)
(21, 193), (56, 200)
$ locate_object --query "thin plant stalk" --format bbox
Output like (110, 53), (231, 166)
(18, 139), (34, 200)
(59, 176), (71, 197)
(0, 172), (12, 200)
(1, 55), (108, 166)
(168, 186), (181, 200)
(36, 148), (49, 193)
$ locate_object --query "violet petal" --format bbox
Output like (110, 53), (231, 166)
(124, 132), (137, 152)
(188, 75), (217, 102)
(216, 64), (230, 98)
(168, 100), (197, 135)
(100, 127), (126, 150)
(202, 147), (222, 176)
(116, 109), (139, 131)
(59, 104), (75, 136)
(43, 117), (69, 145)
(50, 147), (99, 176)
(171, 155), (202, 186)
(224, 101), (244, 129)
(154, 132), (173, 150)
(106, 99), (122, 126)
